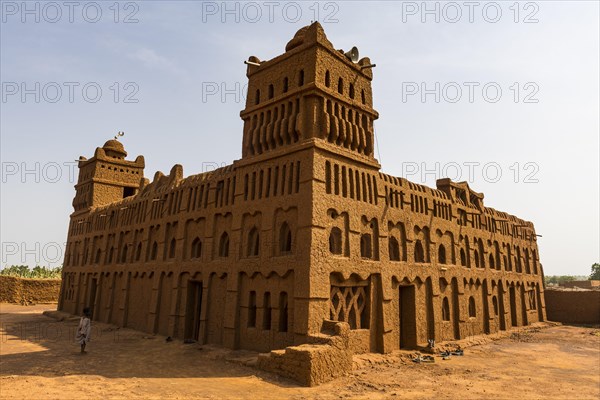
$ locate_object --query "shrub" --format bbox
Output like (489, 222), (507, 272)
(0, 265), (62, 279)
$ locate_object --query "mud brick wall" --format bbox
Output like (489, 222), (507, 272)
(0, 276), (61, 304)
(562, 280), (600, 289)
(545, 289), (600, 324)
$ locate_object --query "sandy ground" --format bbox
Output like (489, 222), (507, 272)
(1, 303), (599, 400)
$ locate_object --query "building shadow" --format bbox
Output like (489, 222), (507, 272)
(0, 309), (298, 388)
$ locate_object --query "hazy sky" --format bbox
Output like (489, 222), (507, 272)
(1, 1), (598, 276)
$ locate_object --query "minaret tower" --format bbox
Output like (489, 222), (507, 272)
(72, 138), (145, 213)
(240, 22), (380, 169)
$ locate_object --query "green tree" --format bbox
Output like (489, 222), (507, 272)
(0, 265), (62, 279)
(544, 275), (583, 286)
(556, 276), (574, 285)
(546, 276), (558, 285)
(590, 263), (600, 280)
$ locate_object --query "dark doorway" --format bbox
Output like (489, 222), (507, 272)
(536, 284), (544, 322)
(184, 281), (203, 341)
(509, 286), (518, 327)
(88, 278), (97, 319)
(520, 285), (528, 326)
(498, 283), (506, 331)
(451, 279), (461, 339)
(482, 281), (490, 334)
(398, 285), (417, 349)
(425, 278), (435, 341)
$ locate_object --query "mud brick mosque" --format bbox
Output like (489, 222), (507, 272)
(59, 23), (546, 385)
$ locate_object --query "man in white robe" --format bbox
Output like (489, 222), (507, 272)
(75, 307), (92, 353)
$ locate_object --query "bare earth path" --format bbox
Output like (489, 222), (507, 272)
(1, 304), (599, 399)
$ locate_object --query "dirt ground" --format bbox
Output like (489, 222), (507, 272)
(1, 304), (599, 400)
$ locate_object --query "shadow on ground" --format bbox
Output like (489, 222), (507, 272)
(0, 304), (294, 387)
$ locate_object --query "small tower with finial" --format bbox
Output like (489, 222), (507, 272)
(72, 132), (145, 213)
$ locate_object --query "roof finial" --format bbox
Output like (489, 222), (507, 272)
(114, 131), (125, 140)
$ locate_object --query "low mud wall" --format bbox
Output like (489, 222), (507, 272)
(0, 276), (61, 304)
(545, 288), (600, 324)
(562, 280), (600, 289)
